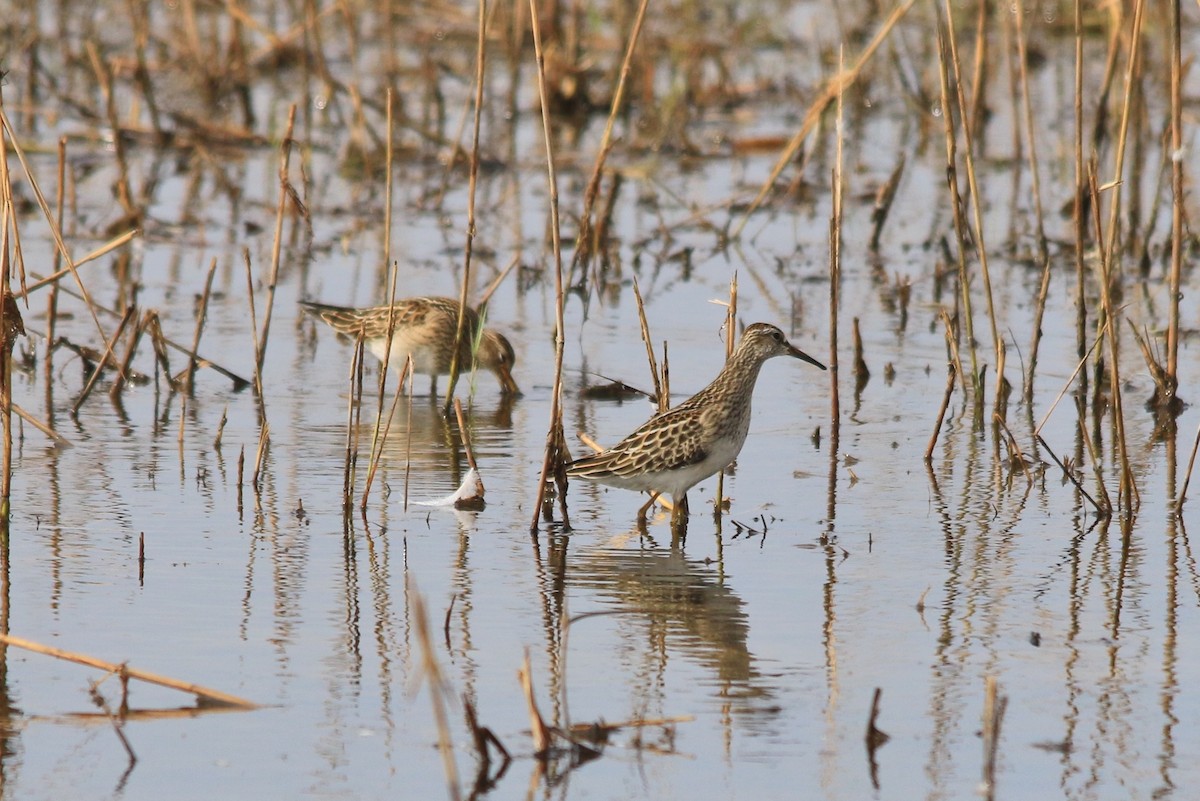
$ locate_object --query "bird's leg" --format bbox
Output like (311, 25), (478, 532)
(429, 375), (439, 396)
(637, 492), (661, 523)
(670, 493), (689, 541)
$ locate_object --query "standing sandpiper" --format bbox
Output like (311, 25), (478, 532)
(567, 322), (825, 532)
(301, 296), (520, 396)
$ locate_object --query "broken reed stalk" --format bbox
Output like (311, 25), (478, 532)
(452, 397), (480, 473)
(632, 277), (663, 410)
(186, 257), (219, 395)
(243, 251), (265, 414)
(942, 0), (1000, 377)
(567, 0), (649, 279)
(411, 587), (462, 801)
(518, 649), (553, 756)
(256, 103), (297, 378)
(1033, 320), (1108, 439)
(868, 157), (904, 252)
(733, 0), (915, 236)
(926, 361), (957, 461)
(361, 360), (410, 512)
(72, 305), (136, 417)
(443, 0), (486, 411)
(1037, 431), (1106, 515)
(0, 632), (258, 708)
(36, 275), (250, 390)
(528, 0), (571, 535)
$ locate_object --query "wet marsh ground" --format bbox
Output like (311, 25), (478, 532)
(0, 0), (1199, 798)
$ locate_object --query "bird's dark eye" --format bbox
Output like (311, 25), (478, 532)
(771, 330), (783, 341)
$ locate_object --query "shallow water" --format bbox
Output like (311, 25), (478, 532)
(2, 1), (1199, 799)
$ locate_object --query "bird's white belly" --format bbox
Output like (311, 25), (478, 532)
(370, 334), (441, 374)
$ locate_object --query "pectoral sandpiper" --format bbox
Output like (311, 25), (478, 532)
(567, 323), (825, 531)
(301, 297), (520, 396)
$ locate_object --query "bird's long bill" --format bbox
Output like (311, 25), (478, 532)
(788, 344), (827, 371)
(496, 363), (522, 395)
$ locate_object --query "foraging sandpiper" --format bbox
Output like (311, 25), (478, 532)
(567, 322), (825, 529)
(301, 296), (520, 395)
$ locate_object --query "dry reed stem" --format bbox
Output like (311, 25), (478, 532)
(0, 632), (258, 708)
(1076, 414), (1113, 513)
(518, 649), (552, 756)
(403, 361), (415, 512)
(411, 587), (461, 801)
(632, 278), (663, 411)
(1101, 0), (1146, 265)
(364, 90), (400, 509)
(993, 413), (1031, 484)
(528, 0), (571, 534)
(453, 398), (480, 473)
(1037, 432), (1105, 515)
(830, 55), (844, 448)
(45, 137), (66, 371)
(1165, 0), (1183, 394)
(71, 305), (135, 416)
(967, 0), (989, 142)
(1073, 0), (1088, 365)
(475, 254), (520, 309)
(926, 362), (957, 461)
(186, 258), (219, 395)
(11, 403), (69, 447)
(0, 103), (110, 350)
(87, 673), (137, 768)
(252, 420), (270, 494)
(256, 104), (297, 377)
(1087, 170), (1137, 513)
(361, 359), (410, 511)
(85, 44), (135, 220)
(934, 25), (979, 392)
(715, 273), (738, 516)
(567, 0), (649, 278)
(18, 230), (138, 297)
(1178, 420), (1200, 507)
(0, 98), (14, 512)
(734, 0), (915, 236)
(868, 157), (904, 252)
(942, 0), (1000, 373)
(342, 334), (366, 510)
(244, 251), (265, 412)
(1033, 321), (1108, 439)
(938, 308), (966, 394)
(443, 0), (487, 410)
(1015, 0), (1051, 405)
